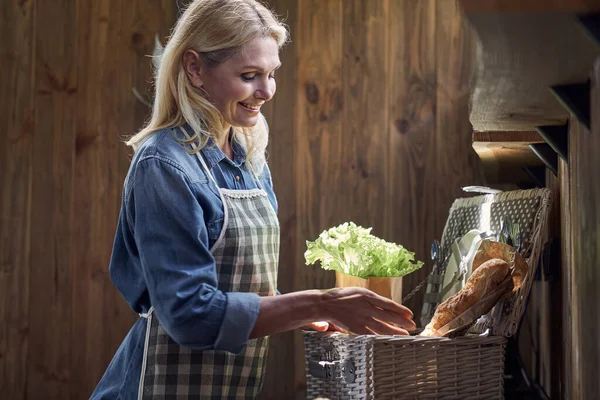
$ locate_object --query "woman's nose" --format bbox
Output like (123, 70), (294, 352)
(255, 78), (276, 101)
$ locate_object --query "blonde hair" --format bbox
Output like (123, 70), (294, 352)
(127, 0), (288, 173)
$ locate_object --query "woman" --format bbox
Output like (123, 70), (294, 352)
(91, 0), (415, 398)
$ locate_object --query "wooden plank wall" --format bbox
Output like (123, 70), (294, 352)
(547, 58), (600, 400)
(1, 0), (485, 399)
(0, 1), (176, 399)
(558, 156), (574, 400)
(518, 172), (559, 398)
(263, 0), (485, 397)
(551, 59), (600, 400)
(259, 0), (299, 397)
(568, 58), (600, 398)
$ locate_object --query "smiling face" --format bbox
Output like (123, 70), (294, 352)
(184, 36), (280, 134)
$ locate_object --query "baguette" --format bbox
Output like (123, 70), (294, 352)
(422, 258), (509, 336)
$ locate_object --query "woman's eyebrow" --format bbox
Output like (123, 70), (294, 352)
(241, 64), (282, 72)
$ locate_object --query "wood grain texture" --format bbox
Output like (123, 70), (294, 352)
(559, 156), (575, 400)
(461, 0), (600, 13)
(472, 131), (544, 185)
(71, 2), (113, 395)
(0, 0), (34, 398)
(557, 159), (570, 399)
(386, 0), (437, 318)
(434, 0), (486, 204)
(546, 168), (563, 399)
(1, 1), (176, 398)
(517, 168), (560, 396)
(341, 0), (389, 234)
(428, 0), (486, 315)
(518, 280), (552, 394)
(260, 0), (299, 398)
(27, 1), (78, 397)
(295, 0), (342, 293)
(570, 59), (600, 399)
(69, 2), (176, 397)
(568, 118), (585, 400)
(464, 12), (598, 131)
(294, 0), (343, 396)
(473, 131), (544, 143)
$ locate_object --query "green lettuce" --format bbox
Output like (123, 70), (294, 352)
(304, 222), (423, 278)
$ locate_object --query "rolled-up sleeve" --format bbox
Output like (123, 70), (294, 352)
(131, 156), (260, 353)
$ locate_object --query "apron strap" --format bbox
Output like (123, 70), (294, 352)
(138, 307), (153, 400)
(178, 127), (230, 253)
(139, 306), (154, 319)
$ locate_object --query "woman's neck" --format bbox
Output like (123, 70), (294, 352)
(219, 127), (234, 160)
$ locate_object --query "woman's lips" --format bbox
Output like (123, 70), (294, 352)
(239, 102), (260, 114)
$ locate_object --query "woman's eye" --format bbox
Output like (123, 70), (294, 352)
(241, 73), (256, 81)
(269, 73), (275, 79)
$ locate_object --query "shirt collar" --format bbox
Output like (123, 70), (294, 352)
(179, 123), (247, 170)
(200, 139), (225, 170)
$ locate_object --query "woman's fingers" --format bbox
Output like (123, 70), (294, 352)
(370, 307), (416, 331)
(321, 287), (416, 335)
(331, 319), (411, 336)
(367, 295), (414, 318)
(370, 317), (410, 335)
(357, 319), (410, 336)
(364, 326), (378, 335)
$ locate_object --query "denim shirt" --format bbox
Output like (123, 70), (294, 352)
(91, 127), (278, 399)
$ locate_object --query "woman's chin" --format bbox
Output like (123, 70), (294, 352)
(231, 118), (259, 129)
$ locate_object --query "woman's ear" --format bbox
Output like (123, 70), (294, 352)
(183, 49), (204, 88)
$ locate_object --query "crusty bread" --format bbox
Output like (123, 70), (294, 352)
(471, 240), (528, 293)
(422, 258), (510, 336)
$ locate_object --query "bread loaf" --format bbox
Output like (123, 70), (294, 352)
(422, 258), (510, 336)
(472, 240), (528, 293)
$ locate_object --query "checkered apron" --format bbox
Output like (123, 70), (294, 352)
(138, 148), (280, 399)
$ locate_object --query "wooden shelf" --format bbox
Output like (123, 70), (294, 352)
(461, 0), (600, 14)
(462, 7), (599, 132)
(473, 131), (545, 185)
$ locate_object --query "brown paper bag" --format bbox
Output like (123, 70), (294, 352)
(335, 271), (403, 304)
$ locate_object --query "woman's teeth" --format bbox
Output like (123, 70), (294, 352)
(240, 102), (259, 110)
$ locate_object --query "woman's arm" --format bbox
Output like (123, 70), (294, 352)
(131, 156), (414, 349)
(250, 287), (416, 338)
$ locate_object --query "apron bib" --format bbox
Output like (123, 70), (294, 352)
(138, 141), (279, 399)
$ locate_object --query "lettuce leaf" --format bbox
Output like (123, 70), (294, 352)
(304, 222), (423, 278)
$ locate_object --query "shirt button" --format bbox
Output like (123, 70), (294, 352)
(235, 175), (240, 181)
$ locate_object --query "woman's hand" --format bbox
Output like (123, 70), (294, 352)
(318, 287), (416, 335)
(250, 288), (414, 339)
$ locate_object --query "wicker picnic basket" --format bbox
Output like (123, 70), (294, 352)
(303, 188), (552, 399)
